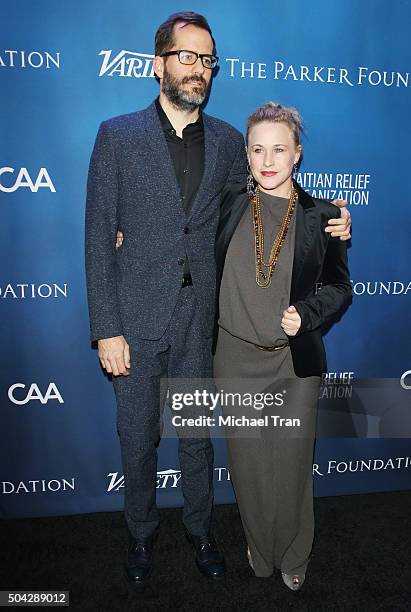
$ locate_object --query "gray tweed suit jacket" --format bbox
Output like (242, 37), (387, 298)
(85, 100), (247, 342)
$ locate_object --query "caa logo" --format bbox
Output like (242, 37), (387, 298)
(8, 383), (64, 405)
(0, 168), (56, 193)
(400, 371), (411, 390)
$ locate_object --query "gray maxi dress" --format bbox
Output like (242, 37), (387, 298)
(213, 191), (321, 577)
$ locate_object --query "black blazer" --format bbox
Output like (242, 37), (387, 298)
(213, 181), (352, 377)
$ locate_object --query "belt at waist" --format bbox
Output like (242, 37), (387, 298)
(218, 325), (289, 351)
(254, 341), (289, 351)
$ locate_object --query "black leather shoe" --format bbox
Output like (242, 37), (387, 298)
(125, 531), (158, 583)
(185, 529), (226, 579)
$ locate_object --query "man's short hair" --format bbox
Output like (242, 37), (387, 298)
(155, 11), (216, 56)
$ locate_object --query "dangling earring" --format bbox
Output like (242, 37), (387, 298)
(247, 166), (256, 198)
(293, 162), (298, 181)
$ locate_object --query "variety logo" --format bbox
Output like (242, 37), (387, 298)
(98, 50), (155, 78)
(0, 50), (60, 69)
(2, 478), (75, 494)
(8, 383), (64, 405)
(225, 58), (410, 89)
(0, 283), (68, 299)
(0, 168), (56, 193)
(107, 467), (231, 492)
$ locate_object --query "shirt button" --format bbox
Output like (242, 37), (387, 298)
(178, 258), (185, 266)
(184, 227), (189, 234)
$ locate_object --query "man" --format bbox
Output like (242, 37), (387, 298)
(85, 11), (351, 583)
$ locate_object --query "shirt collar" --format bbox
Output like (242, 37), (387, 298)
(155, 96), (203, 133)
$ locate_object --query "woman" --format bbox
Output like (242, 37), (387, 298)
(213, 102), (351, 590)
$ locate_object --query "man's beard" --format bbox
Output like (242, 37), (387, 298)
(162, 65), (208, 112)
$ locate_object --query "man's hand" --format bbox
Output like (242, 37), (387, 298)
(281, 305), (301, 337)
(98, 336), (130, 376)
(325, 200), (351, 240)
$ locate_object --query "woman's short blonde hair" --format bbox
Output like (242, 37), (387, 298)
(246, 102), (303, 147)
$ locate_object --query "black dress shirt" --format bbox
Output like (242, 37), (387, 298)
(155, 97), (205, 280)
(155, 97), (205, 214)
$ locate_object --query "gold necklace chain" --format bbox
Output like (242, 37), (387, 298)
(251, 184), (297, 288)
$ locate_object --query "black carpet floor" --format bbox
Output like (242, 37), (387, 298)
(1, 491), (410, 611)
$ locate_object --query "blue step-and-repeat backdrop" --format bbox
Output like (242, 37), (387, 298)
(1, 0), (410, 518)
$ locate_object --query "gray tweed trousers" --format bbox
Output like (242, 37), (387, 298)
(113, 286), (214, 540)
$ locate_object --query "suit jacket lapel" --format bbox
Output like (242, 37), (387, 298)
(216, 190), (249, 288)
(221, 191), (249, 252)
(291, 182), (317, 298)
(142, 101), (182, 211)
(186, 113), (219, 222)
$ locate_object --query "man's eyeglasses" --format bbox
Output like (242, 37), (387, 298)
(160, 50), (219, 70)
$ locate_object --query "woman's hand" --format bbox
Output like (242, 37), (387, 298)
(115, 231), (124, 250)
(326, 203), (351, 240)
(281, 305), (301, 336)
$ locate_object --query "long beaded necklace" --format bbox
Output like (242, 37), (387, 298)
(251, 184), (297, 288)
